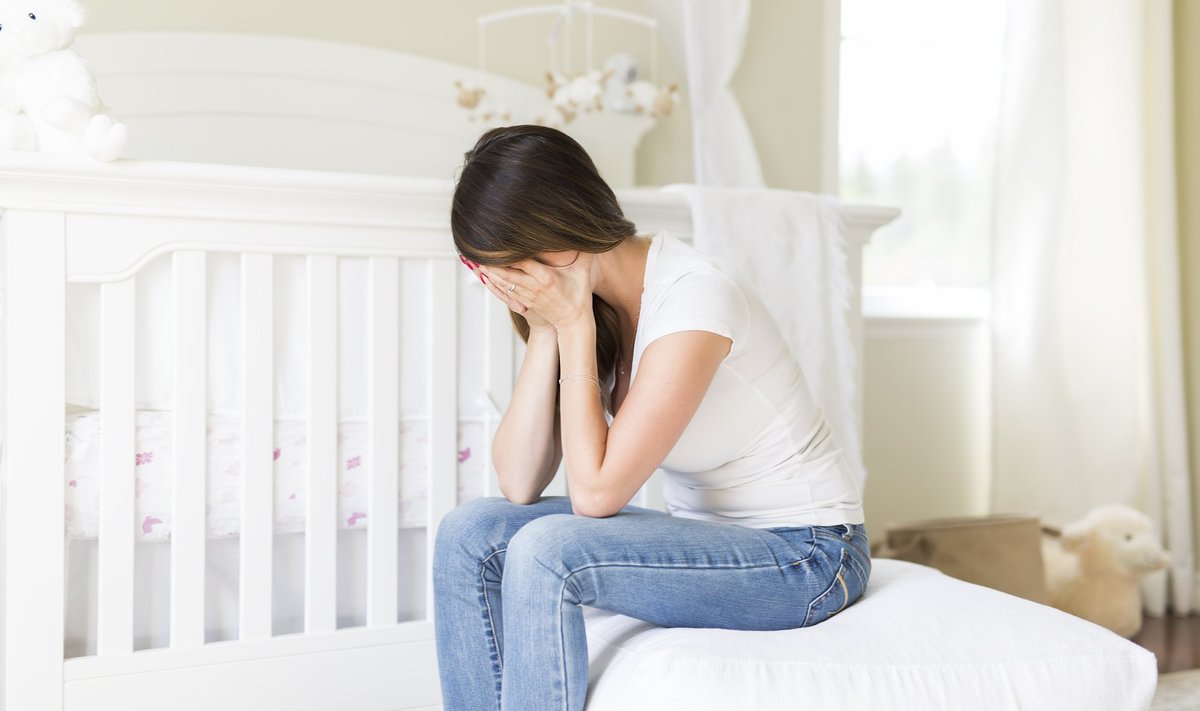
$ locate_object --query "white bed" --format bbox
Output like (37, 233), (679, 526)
(0, 31), (1156, 711)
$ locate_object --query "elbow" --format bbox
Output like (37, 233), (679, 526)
(501, 489), (541, 506)
(571, 490), (621, 518)
(497, 478), (542, 506)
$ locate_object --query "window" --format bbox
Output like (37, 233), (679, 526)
(838, 0), (1007, 316)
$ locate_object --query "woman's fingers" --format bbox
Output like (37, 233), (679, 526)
(482, 263), (538, 291)
(479, 269), (528, 313)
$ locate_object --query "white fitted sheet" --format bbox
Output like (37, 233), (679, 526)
(582, 558), (1158, 710)
(64, 409), (488, 540)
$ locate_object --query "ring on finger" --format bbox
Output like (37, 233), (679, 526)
(507, 282), (516, 294)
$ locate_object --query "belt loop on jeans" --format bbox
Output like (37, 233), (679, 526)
(842, 524), (853, 540)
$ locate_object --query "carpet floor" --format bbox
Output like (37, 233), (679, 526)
(1152, 669), (1200, 710)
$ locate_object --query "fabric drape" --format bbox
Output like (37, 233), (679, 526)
(990, 0), (1193, 615)
(648, 0), (765, 187)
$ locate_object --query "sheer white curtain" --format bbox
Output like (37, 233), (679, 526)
(991, 0), (1193, 615)
(647, 0), (765, 187)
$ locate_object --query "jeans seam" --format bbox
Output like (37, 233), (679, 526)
(558, 576), (569, 711)
(786, 553), (817, 567)
(563, 561), (782, 578)
(480, 547), (506, 677)
(542, 559), (808, 703)
(803, 550), (850, 627)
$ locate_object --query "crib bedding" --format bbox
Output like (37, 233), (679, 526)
(64, 408), (488, 540)
(582, 558), (1158, 710)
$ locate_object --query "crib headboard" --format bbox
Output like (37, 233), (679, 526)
(71, 31), (656, 187)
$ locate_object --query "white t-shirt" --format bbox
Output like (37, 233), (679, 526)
(608, 229), (865, 528)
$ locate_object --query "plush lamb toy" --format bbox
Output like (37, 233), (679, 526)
(1041, 503), (1170, 638)
(0, 0), (127, 160)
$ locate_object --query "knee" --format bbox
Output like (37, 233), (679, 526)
(505, 513), (579, 576)
(433, 496), (513, 561)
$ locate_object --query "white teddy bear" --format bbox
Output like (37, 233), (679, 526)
(0, 0), (127, 160)
(1041, 503), (1171, 638)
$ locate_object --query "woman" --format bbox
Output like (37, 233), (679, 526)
(434, 125), (870, 711)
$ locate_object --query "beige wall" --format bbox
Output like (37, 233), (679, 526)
(735, 1), (830, 191)
(860, 324), (991, 538)
(82, 0), (829, 191)
(1176, 0), (1200, 561)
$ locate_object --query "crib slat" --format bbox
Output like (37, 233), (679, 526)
(367, 257), (400, 627)
(306, 255), (338, 634)
(97, 279), (136, 655)
(427, 258), (458, 612)
(240, 254), (274, 640)
(4, 211), (66, 710)
(172, 250), (207, 649)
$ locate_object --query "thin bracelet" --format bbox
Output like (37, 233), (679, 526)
(558, 373), (601, 390)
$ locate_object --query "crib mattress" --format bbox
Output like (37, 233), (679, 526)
(582, 558), (1158, 710)
(65, 409), (487, 541)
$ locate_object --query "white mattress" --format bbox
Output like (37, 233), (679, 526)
(582, 558), (1158, 710)
(64, 409), (488, 540)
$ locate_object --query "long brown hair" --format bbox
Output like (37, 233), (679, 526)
(451, 125), (636, 405)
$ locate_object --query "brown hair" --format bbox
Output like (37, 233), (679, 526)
(451, 125), (636, 407)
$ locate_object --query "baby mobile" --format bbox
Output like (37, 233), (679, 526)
(453, 0), (681, 129)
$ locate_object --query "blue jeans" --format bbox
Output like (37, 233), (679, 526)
(432, 495), (871, 711)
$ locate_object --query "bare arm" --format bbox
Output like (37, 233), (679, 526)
(464, 259), (563, 503)
(492, 328), (564, 504)
(557, 321), (729, 517)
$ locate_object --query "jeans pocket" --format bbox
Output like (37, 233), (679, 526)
(803, 548), (853, 627)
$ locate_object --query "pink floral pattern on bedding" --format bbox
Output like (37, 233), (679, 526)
(63, 412), (487, 541)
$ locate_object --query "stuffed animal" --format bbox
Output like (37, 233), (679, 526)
(652, 82), (681, 118)
(0, 110), (37, 151)
(454, 79), (486, 109)
(0, 0), (127, 160)
(600, 52), (639, 112)
(1041, 504), (1170, 638)
(469, 97), (511, 125)
(544, 70), (568, 100)
(626, 80), (680, 118)
(545, 68), (612, 123)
